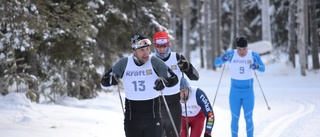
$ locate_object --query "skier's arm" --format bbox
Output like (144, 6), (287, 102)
(214, 50), (234, 66)
(252, 52), (265, 72)
(176, 54), (199, 80)
(100, 57), (128, 88)
(112, 57), (128, 77)
(196, 88), (215, 135)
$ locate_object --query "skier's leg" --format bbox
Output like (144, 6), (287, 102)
(161, 103), (169, 137)
(230, 87), (241, 137)
(189, 112), (205, 137)
(242, 89), (255, 137)
(162, 102), (182, 137)
(144, 118), (163, 137)
(124, 119), (143, 137)
(181, 116), (188, 137)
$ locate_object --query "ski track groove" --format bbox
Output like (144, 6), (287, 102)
(258, 99), (315, 137)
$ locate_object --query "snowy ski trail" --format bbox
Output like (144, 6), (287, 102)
(257, 99), (315, 137)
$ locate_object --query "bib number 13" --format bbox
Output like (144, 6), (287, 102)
(132, 81), (146, 91)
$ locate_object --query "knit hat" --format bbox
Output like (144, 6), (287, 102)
(153, 31), (171, 59)
(236, 36), (248, 48)
(130, 33), (151, 50)
(131, 33), (146, 44)
(153, 31), (170, 45)
(180, 77), (190, 90)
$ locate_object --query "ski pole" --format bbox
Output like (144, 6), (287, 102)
(160, 89), (179, 137)
(117, 85), (125, 115)
(212, 64), (225, 107)
(181, 73), (190, 137)
(254, 71), (271, 110)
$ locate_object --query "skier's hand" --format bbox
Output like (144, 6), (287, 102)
(101, 72), (119, 86)
(204, 133), (211, 137)
(153, 77), (168, 91)
(178, 55), (190, 72)
(110, 73), (120, 85)
(222, 54), (230, 62)
(250, 63), (259, 70)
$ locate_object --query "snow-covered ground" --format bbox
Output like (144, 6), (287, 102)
(1, 52), (319, 137)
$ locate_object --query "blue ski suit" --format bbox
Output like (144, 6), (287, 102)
(214, 49), (265, 137)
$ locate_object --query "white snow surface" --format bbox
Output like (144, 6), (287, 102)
(1, 52), (320, 137)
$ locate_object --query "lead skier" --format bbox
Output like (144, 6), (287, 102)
(214, 36), (265, 137)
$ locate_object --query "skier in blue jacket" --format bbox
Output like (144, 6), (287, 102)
(214, 36), (265, 137)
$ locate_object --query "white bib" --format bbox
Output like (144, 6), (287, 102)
(181, 87), (201, 117)
(122, 55), (159, 100)
(161, 52), (182, 95)
(229, 50), (254, 80)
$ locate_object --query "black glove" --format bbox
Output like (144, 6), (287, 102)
(204, 133), (211, 137)
(153, 77), (168, 91)
(110, 73), (119, 85)
(101, 72), (119, 86)
(178, 57), (190, 72)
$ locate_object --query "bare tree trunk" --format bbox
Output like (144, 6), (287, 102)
(206, 0), (216, 70)
(169, 4), (177, 52)
(310, 0), (320, 69)
(182, 1), (191, 60)
(169, 0), (181, 53)
(210, 0), (217, 70)
(211, 0), (222, 70)
(305, 0), (309, 69)
(26, 51), (38, 90)
(204, 0), (209, 69)
(216, 0), (221, 58)
(288, 1), (297, 68)
(198, 0), (204, 68)
(232, 0), (239, 49)
(26, 51), (40, 102)
(297, 0), (308, 76)
(67, 68), (80, 97)
(238, 0), (245, 38)
(262, 0), (272, 42)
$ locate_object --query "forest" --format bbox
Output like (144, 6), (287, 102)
(0, 0), (319, 102)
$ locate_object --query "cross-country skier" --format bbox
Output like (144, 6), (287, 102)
(152, 31), (199, 137)
(214, 36), (265, 137)
(180, 78), (214, 137)
(101, 33), (179, 137)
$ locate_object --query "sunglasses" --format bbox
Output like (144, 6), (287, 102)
(154, 43), (170, 48)
(132, 39), (151, 50)
(138, 39), (151, 47)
